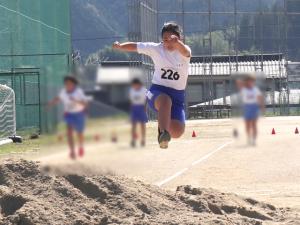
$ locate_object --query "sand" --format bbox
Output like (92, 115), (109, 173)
(0, 160), (298, 225)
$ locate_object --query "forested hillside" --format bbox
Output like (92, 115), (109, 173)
(71, 0), (300, 62)
(71, 0), (128, 58)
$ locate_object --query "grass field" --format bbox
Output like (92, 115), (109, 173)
(0, 116), (129, 156)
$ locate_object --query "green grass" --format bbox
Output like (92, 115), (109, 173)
(0, 138), (40, 155)
(0, 116), (129, 156)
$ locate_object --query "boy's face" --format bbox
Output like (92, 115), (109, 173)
(132, 83), (142, 90)
(162, 31), (178, 51)
(64, 80), (76, 92)
(245, 79), (255, 88)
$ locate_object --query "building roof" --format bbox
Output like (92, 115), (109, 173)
(191, 53), (284, 63)
(190, 90), (300, 107)
(189, 60), (286, 78)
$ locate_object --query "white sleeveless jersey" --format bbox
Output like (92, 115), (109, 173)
(129, 87), (147, 105)
(241, 86), (262, 105)
(137, 42), (191, 90)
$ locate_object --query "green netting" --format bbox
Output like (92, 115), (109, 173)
(0, 0), (71, 133)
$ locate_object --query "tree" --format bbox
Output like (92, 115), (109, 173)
(186, 31), (232, 56)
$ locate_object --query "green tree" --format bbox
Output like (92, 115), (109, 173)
(186, 31), (232, 55)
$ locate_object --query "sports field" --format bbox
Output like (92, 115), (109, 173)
(23, 116), (300, 210)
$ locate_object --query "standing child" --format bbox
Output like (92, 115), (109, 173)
(48, 76), (88, 159)
(113, 21), (191, 149)
(129, 78), (148, 147)
(240, 74), (264, 146)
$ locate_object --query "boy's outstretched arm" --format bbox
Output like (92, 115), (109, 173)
(47, 97), (60, 109)
(169, 35), (191, 58)
(112, 41), (137, 52)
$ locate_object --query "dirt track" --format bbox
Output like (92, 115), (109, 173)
(0, 117), (300, 225)
(29, 117), (300, 211)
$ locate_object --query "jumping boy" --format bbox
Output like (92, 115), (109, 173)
(48, 76), (88, 159)
(129, 78), (148, 147)
(113, 21), (191, 148)
(240, 74), (264, 146)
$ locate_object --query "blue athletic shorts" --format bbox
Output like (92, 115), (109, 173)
(130, 105), (148, 123)
(243, 104), (260, 120)
(64, 111), (86, 133)
(147, 84), (185, 123)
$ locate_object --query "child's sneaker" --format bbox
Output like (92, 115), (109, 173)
(78, 147), (85, 157)
(69, 151), (76, 160)
(131, 140), (136, 148)
(158, 130), (171, 149)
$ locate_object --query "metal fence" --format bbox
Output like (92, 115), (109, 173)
(0, 0), (71, 133)
(0, 69), (41, 133)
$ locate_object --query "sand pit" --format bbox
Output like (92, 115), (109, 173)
(0, 160), (298, 225)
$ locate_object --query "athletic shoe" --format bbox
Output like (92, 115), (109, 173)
(251, 138), (256, 146)
(78, 147), (85, 157)
(131, 140), (136, 148)
(233, 129), (239, 138)
(158, 130), (171, 149)
(69, 151), (76, 160)
(157, 127), (161, 142)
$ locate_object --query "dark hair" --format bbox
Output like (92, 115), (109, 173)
(161, 21), (182, 38)
(131, 78), (142, 85)
(64, 75), (78, 85)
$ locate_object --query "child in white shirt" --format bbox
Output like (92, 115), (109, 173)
(48, 76), (88, 159)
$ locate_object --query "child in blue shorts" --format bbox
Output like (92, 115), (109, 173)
(240, 74), (264, 146)
(113, 22), (191, 149)
(129, 78), (148, 147)
(48, 76), (88, 159)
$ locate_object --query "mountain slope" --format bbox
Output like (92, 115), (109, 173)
(71, 0), (279, 59)
(71, 0), (128, 58)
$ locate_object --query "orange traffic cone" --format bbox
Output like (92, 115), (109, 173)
(271, 128), (276, 135)
(192, 130), (197, 137)
(295, 127), (299, 134)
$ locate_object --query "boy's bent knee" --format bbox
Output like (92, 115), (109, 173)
(169, 121), (185, 138)
(170, 130), (184, 138)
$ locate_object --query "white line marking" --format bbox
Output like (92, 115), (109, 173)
(155, 168), (188, 187)
(191, 141), (233, 166)
(155, 140), (233, 187)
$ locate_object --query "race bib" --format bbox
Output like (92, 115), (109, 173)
(160, 68), (180, 81)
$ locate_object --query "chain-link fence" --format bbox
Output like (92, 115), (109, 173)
(0, 0), (71, 133)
